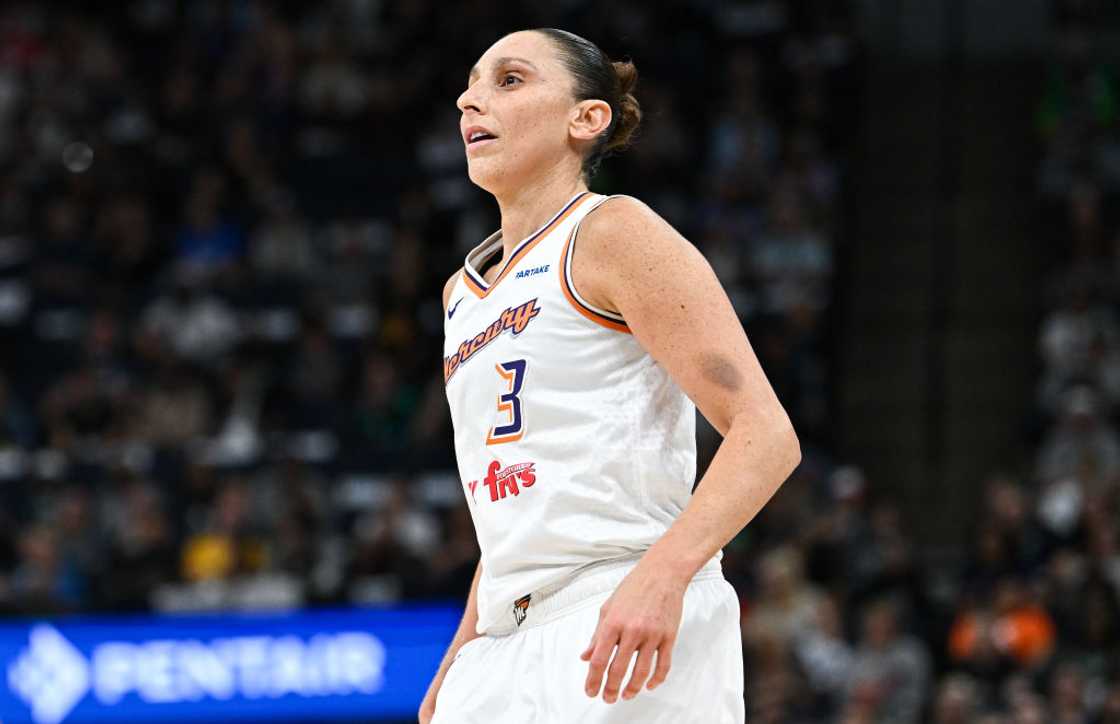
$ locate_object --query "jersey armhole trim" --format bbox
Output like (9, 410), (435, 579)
(559, 202), (631, 335)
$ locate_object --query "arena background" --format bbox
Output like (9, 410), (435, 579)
(0, 1), (1117, 722)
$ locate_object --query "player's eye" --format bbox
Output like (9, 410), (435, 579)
(498, 74), (522, 87)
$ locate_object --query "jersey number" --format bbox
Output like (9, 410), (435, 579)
(486, 359), (526, 445)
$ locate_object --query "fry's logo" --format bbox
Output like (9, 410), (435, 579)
(468, 460), (537, 503)
(443, 299), (541, 383)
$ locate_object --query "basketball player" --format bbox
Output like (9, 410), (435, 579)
(421, 28), (801, 723)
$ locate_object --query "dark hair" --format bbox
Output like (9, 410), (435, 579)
(534, 28), (641, 180)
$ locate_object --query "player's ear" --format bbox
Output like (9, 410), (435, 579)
(570, 99), (612, 142)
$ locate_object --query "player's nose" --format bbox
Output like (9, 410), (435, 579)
(457, 83), (485, 115)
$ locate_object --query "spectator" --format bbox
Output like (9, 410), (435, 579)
(931, 673), (979, 724)
(181, 479), (266, 582)
(744, 545), (826, 650)
(949, 578), (1056, 674)
(348, 477), (441, 602)
(0, 372), (36, 447)
(844, 597), (930, 724)
(175, 168), (245, 278)
(8, 524), (82, 613)
(793, 593), (854, 715)
(99, 479), (176, 611)
(1036, 386), (1120, 486)
(1047, 661), (1089, 724)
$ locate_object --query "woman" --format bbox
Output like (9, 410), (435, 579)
(422, 28), (801, 723)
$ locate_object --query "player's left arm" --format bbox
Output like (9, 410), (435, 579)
(573, 196), (801, 703)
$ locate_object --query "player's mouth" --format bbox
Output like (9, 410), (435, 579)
(464, 125), (499, 152)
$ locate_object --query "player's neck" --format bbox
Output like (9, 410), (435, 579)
(494, 174), (587, 259)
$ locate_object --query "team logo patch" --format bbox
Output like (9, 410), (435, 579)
(513, 594), (531, 626)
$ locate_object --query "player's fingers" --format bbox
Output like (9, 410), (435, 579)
(621, 642), (657, 700)
(583, 626), (620, 697)
(580, 631), (595, 661)
(581, 601), (612, 661)
(646, 636), (675, 690)
(601, 633), (641, 704)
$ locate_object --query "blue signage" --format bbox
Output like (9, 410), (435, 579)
(0, 605), (462, 723)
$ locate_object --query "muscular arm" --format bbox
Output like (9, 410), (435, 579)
(573, 197), (801, 585)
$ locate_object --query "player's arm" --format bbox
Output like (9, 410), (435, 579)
(419, 558), (483, 721)
(577, 196), (801, 572)
(445, 557), (485, 656)
(442, 269), (462, 312)
(419, 267), (478, 723)
(573, 196), (801, 700)
(437, 266), (479, 656)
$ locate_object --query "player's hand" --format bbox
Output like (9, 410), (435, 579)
(579, 561), (687, 703)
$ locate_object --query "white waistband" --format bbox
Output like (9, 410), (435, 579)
(483, 553), (725, 636)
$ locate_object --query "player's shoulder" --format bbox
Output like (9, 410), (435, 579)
(584, 194), (659, 234)
(579, 194), (691, 266)
(443, 268), (463, 311)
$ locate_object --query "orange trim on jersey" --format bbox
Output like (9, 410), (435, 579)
(558, 226), (632, 334)
(486, 429), (524, 445)
(463, 267), (487, 297)
(465, 192), (592, 299)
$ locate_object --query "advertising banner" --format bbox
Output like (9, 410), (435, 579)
(0, 605), (460, 723)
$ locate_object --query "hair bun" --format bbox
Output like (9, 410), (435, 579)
(613, 60), (638, 96)
(606, 60), (641, 152)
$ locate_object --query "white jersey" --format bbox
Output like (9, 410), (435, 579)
(442, 191), (720, 635)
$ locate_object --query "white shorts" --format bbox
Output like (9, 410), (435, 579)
(431, 557), (745, 723)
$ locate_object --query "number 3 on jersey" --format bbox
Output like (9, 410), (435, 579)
(486, 359), (527, 445)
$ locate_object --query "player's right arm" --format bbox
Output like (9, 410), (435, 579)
(449, 557), (484, 652)
(419, 558), (483, 723)
(420, 267), (478, 724)
(442, 269), (462, 312)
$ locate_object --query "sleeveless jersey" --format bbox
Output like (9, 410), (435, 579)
(442, 191), (720, 635)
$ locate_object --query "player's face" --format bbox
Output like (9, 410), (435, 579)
(457, 31), (579, 194)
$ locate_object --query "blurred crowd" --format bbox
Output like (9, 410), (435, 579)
(16, 1), (1120, 723)
(722, 4), (1120, 724)
(719, 2), (1109, 723)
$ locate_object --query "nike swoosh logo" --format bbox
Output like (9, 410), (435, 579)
(447, 297), (463, 319)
